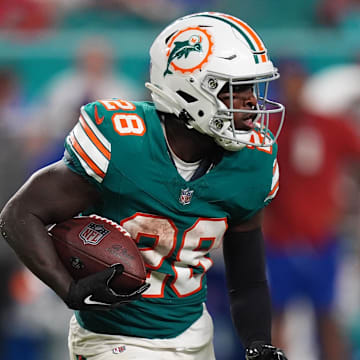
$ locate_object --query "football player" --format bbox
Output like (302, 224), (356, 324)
(0, 12), (287, 360)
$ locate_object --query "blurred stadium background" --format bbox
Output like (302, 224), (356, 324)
(0, 0), (360, 359)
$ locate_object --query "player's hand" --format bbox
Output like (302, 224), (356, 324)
(64, 264), (150, 310)
(245, 342), (288, 360)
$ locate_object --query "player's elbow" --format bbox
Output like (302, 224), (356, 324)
(1, 196), (22, 244)
(0, 194), (38, 248)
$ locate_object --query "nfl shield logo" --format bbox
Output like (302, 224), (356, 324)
(179, 188), (194, 205)
(79, 222), (110, 245)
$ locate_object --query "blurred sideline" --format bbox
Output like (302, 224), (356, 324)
(0, 1), (360, 359)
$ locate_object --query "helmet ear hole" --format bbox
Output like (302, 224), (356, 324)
(176, 90), (198, 103)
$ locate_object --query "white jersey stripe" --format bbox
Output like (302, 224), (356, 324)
(271, 159), (279, 190)
(73, 122), (109, 174)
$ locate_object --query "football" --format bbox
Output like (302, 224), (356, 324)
(49, 214), (147, 294)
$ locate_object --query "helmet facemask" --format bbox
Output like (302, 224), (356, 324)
(203, 73), (285, 151)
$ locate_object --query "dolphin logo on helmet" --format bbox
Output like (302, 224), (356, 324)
(164, 35), (202, 77)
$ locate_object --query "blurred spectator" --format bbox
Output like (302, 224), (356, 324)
(0, 67), (74, 360)
(317, 0), (360, 26)
(35, 36), (140, 138)
(0, 0), (57, 34)
(301, 63), (360, 128)
(63, 0), (218, 23)
(264, 60), (360, 360)
(0, 0), (212, 27)
(27, 36), (142, 171)
(114, 0), (217, 22)
(0, 67), (29, 358)
(2, 266), (73, 360)
(101, 0), (184, 22)
(0, 67), (27, 208)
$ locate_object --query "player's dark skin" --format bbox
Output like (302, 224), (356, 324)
(0, 85), (262, 302)
(165, 84), (257, 163)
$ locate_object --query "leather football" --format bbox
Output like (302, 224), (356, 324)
(49, 215), (147, 294)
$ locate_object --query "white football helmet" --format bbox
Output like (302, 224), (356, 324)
(145, 12), (285, 151)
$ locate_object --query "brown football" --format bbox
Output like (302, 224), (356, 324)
(49, 215), (147, 294)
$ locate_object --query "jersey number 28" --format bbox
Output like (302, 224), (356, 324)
(121, 212), (227, 298)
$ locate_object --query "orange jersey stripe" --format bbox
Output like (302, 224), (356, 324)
(70, 133), (105, 179)
(79, 115), (111, 160)
(222, 14), (267, 63)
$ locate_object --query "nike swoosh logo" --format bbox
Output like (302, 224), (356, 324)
(94, 105), (104, 125)
(84, 295), (109, 306)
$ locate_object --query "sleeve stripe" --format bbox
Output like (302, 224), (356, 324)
(273, 159), (278, 175)
(268, 179), (279, 197)
(79, 115), (111, 160)
(271, 159), (279, 187)
(73, 122), (109, 173)
(80, 106), (110, 151)
(68, 133), (105, 181)
(265, 159), (280, 202)
(264, 183), (279, 203)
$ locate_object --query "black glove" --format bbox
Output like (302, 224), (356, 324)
(245, 342), (288, 360)
(65, 264), (150, 310)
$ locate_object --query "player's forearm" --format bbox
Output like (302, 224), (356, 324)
(223, 227), (272, 347)
(228, 281), (272, 347)
(0, 200), (72, 300)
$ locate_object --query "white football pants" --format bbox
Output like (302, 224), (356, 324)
(68, 304), (215, 360)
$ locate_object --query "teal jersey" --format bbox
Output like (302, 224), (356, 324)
(64, 99), (279, 338)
